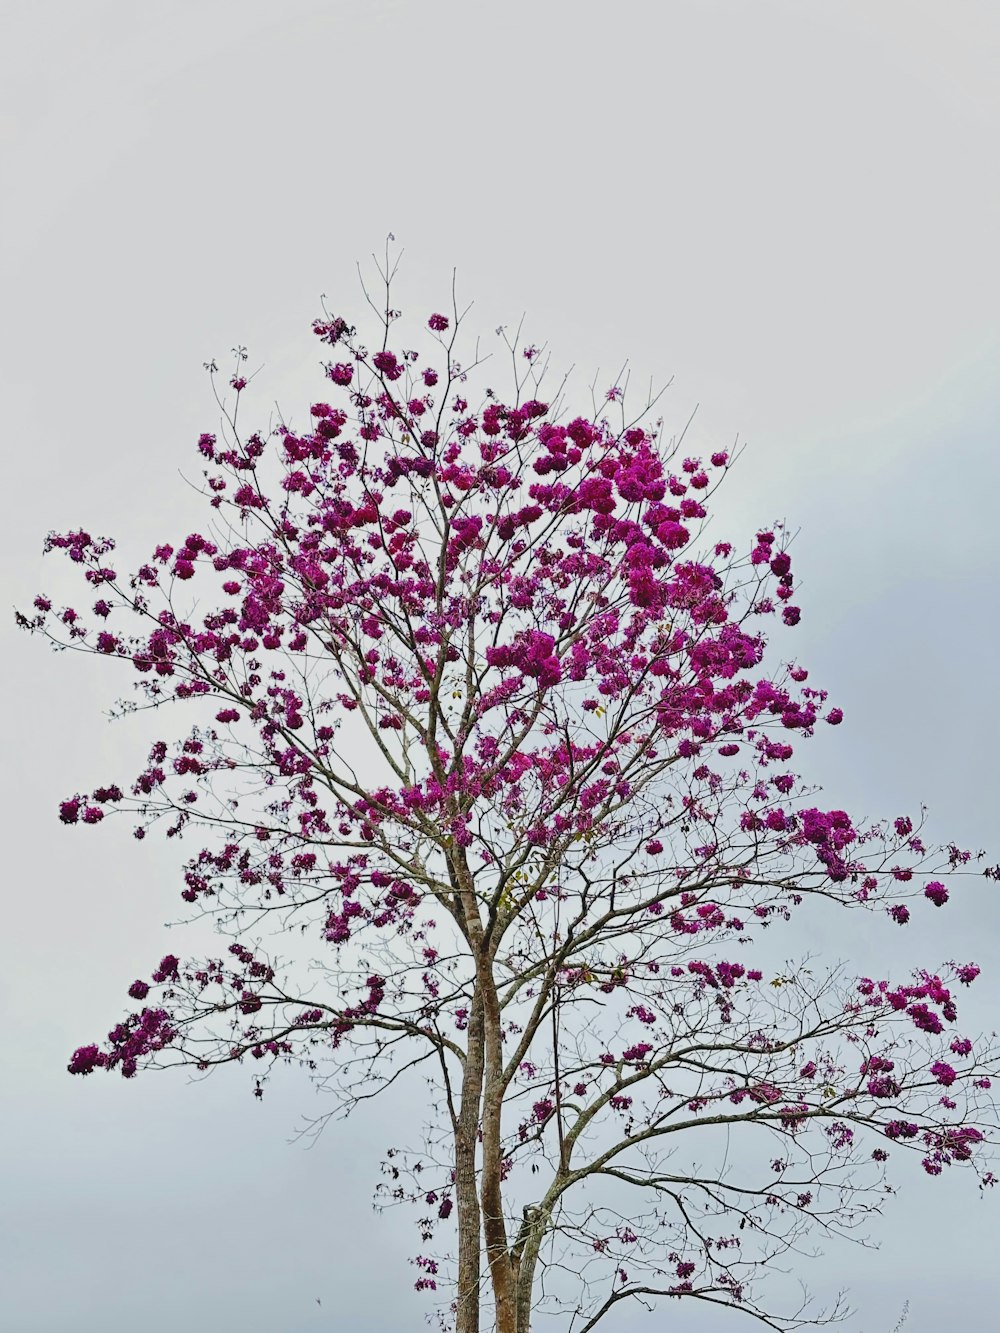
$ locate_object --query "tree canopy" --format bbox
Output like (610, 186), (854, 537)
(19, 251), (999, 1333)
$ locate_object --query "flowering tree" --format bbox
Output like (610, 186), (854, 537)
(18, 250), (999, 1333)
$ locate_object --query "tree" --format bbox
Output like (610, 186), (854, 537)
(18, 248), (999, 1333)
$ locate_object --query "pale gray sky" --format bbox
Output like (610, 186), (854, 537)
(2, 3), (999, 1331)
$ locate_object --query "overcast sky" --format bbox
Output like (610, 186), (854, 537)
(2, 3), (999, 1331)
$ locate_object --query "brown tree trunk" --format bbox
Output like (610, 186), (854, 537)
(479, 962), (517, 1333)
(513, 1208), (548, 1333)
(450, 845), (517, 1333)
(454, 986), (485, 1333)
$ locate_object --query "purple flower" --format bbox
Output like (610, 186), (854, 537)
(884, 1120), (919, 1140)
(68, 1044), (107, 1076)
(151, 954), (180, 983)
(327, 362), (354, 386)
(908, 1003), (943, 1034)
(373, 351), (403, 381)
(924, 881), (949, 907)
(868, 1075), (901, 1098)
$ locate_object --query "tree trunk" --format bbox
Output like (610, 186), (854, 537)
(513, 1208), (548, 1333)
(449, 846), (517, 1333)
(479, 962), (517, 1333)
(455, 986), (485, 1333)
